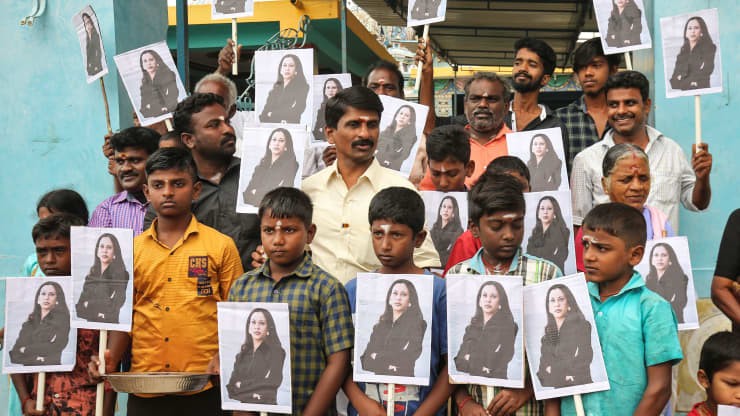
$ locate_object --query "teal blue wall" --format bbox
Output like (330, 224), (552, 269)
(0, 1), (166, 413)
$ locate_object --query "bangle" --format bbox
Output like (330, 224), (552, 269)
(458, 396), (473, 413)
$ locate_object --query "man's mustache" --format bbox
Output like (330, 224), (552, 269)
(351, 139), (374, 148)
(220, 134), (236, 145)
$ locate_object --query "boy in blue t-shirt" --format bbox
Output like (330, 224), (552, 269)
(554, 203), (683, 416)
(344, 187), (453, 415)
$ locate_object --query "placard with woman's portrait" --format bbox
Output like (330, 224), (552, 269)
(311, 73), (352, 143)
(446, 274), (524, 388)
(522, 190), (576, 275)
(407, 0), (447, 26)
(212, 0), (255, 20)
(506, 128), (568, 193)
(72, 5), (108, 83)
(255, 49), (314, 126)
(593, 0), (652, 54)
(377, 95), (429, 177)
(421, 191), (468, 269)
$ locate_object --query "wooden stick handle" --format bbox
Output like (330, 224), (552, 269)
(95, 330), (108, 416)
(260, 413), (268, 416)
(100, 78), (112, 135)
(447, 398), (451, 416)
(387, 383), (395, 416)
(695, 95), (702, 145)
(624, 52), (632, 70)
(486, 386), (494, 407)
(232, 18), (238, 75)
(36, 372), (46, 411)
(164, 118), (174, 132)
(414, 25), (430, 92)
(574, 394), (585, 416)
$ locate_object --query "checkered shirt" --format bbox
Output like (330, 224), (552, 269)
(554, 95), (608, 173)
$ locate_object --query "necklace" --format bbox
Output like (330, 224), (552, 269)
(481, 256), (511, 275)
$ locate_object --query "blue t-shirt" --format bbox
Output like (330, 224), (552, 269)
(560, 271), (683, 416)
(345, 271), (447, 416)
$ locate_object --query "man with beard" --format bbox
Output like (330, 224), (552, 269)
(90, 127), (160, 235)
(555, 38), (620, 169)
(143, 93), (260, 270)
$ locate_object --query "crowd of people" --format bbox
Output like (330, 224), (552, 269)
(5, 31), (739, 416)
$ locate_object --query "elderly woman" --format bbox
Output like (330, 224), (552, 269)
(576, 143), (674, 271)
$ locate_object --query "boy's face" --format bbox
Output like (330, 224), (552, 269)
(144, 168), (202, 218)
(260, 212), (316, 268)
(698, 362), (740, 408)
(428, 157), (474, 192)
(114, 146), (150, 193)
(581, 228), (643, 284)
(371, 219), (425, 269)
(35, 236), (72, 276)
(470, 210), (524, 263)
(576, 56), (616, 97)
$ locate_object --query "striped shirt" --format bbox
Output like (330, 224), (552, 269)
(89, 191), (148, 236)
(448, 247), (562, 416)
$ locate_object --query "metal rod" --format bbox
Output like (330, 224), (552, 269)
(340, 0), (347, 73)
(176, 0), (190, 91)
(232, 18), (238, 75)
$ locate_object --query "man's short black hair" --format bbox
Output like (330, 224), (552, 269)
(145, 147), (198, 182)
(582, 202), (647, 248)
(699, 331), (740, 381)
(464, 72), (512, 103)
(362, 60), (405, 94)
(173, 93), (226, 134)
(514, 38), (557, 76)
(110, 126), (160, 155)
(368, 187), (425, 234)
(605, 70), (650, 102)
(485, 156), (531, 184)
(573, 37), (621, 73)
(426, 125), (470, 164)
(159, 131), (184, 148)
(32, 213), (86, 243)
(325, 86), (384, 129)
(258, 187), (314, 229)
(468, 174), (525, 225)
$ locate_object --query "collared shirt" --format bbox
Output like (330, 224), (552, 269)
(303, 158), (441, 284)
(89, 191), (148, 236)
(560, 271), (683, 416)
(227, 253), (354, 415)
(570, 125), (705, 230)
(132, 215), (243, 395)
(506, 102), (572, 174)
(554, 95), (609, 172)
(144, 157), (261, 271)
(447, 247), (562, 416)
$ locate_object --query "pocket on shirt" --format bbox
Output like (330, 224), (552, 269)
(650, 170), (680, 205)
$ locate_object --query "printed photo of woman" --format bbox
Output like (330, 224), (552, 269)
(454, 281), (518, 379)
(527, 196), (570, 273)
(376, 105), (418, 171)
(10, 282), (70, 366)
(605, 0), (643, 48)
(669, 16), (717, 91)
(75, 233), (130, 324)
(431, 196), (464, 267)
(214, 0), (246, 13)
(527, 133), (562, 192)
(259, 54), (310, 124)
(360, 279), (427, 377)
(138, 49), (179, 118)
(536, 284), (593, 388)
(410, 0), (442, 20)
(645, 243), (689, 323)
(227, 308), (286, 404)
(312, 78), (343, 142)
(243, 128), (299, 206)
(82, 13), (103, 76)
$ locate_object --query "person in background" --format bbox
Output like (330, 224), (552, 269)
(686, 331), (740, 415)
(425, 125), (474, 192)
(712, 211), (740, 334)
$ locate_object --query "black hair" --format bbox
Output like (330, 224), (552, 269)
(379, 279), (425, 324)
(173, 93), (226, 134)
(468, 173), (525, 225)
(582, 202), (647, 248)
(158, 131), (184, 148)
(325, 86), (384, 129)
(514, 38), (557, 76)
(463, 72), (512, 103)
(426, 125), (470, 164)
(543, 283), (589, 341)
(36, 189), (89, 224)
(29, 281), (70, 324)
(88, 233), (127, 278)
(274, 54), (309, 91)
(362, 60), (405, 97)
(485, 155), (531, 184)
(145, 147), (198, 182)
(573, 37), (621, 72)
(110, 126), (160, 155)
(240, 308), (282, 352)
(605, 70), (650, 102)
(139, 49), (172, 84)
(368, 187), (425, 234)
(680, 17), (715, 54)
(32, 213), (86, 243)
(699, 331), (740, 381)
(258, 187), (314, 229)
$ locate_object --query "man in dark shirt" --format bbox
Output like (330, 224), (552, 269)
(143, 93), (259, 270)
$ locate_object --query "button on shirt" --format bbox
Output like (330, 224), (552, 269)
(89, 191), (148, 236)
(303, 158), (441, 284)
(570, 125), (705, 230)
(560, 271), (683, 416)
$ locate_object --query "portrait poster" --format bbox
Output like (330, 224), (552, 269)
(421, 191), (468, 269)
(522, 190), (577, 276)
(718, 405), (740, 416)
(377, 95), (429, 177)
(660, 8), (722, 98)
(70, 226), (134, 332)
(353, 273), (434, 386)
(506, 127), (568, 193)
(254, 49), (314, 126)
(311, 73), (352, 143)
(72, 5), (108, 83)
(113, 40), (187, 126)
(634, 236), (700, 330)
(593, 0), (652, 54)
(212, 0), (254, 20)
(407, 0), (447, 26)
(236, 126), (307, 213)
(446, 274), (524, 388)
(523, 274), (610, 400)
(218, 302), (292, 413)
(3, 277), (77, 374)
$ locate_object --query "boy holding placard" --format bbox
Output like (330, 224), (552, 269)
(554, 203), (683, 415)
(344, 187), (452, 415)
(220, 187), (354, 415)
(447, 174), (561, 415)
(426, 125), (475, 192)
